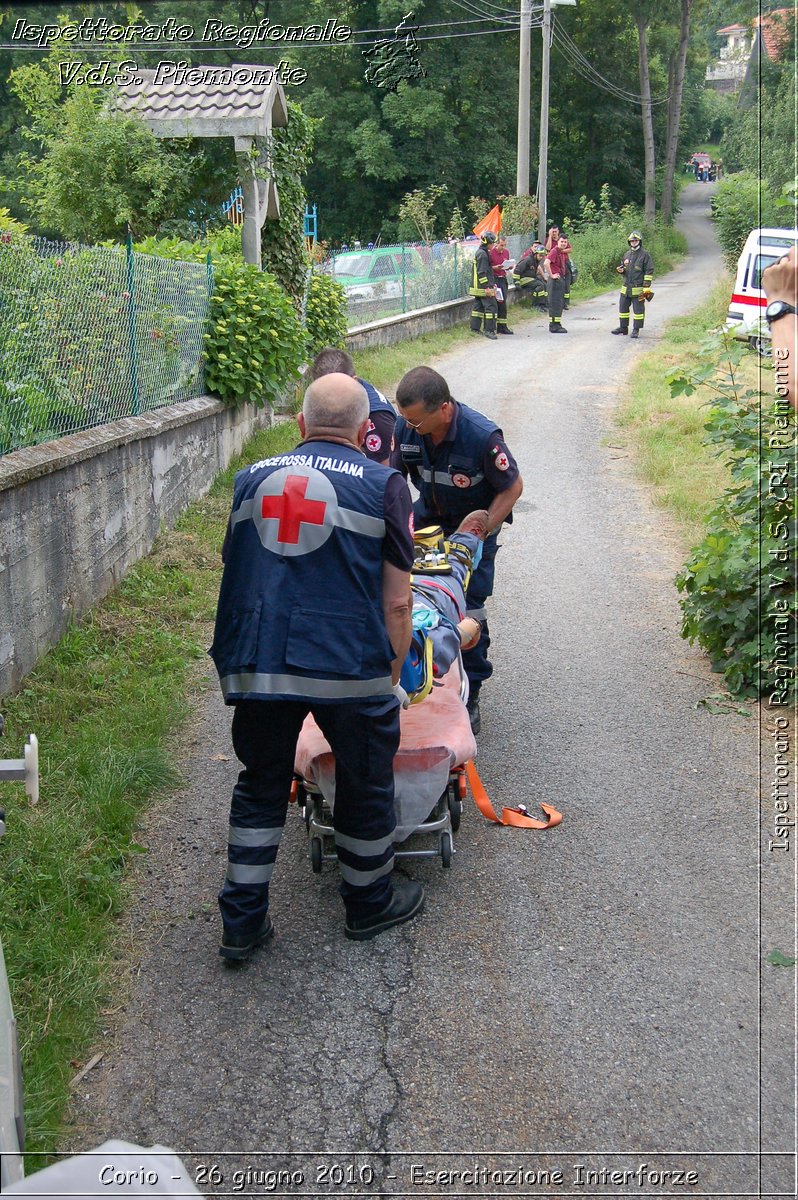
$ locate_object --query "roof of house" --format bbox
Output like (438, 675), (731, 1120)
(115, 65), (288, 140)
(754, 8), (793, 61)
(716, 24), (748, 35)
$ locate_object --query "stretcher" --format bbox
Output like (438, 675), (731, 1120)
(293, 659), (477, 870)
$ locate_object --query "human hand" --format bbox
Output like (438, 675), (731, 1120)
(616, 265), (624, 274)
(392, 682), (411, 708)
(763, 246), (798, 306)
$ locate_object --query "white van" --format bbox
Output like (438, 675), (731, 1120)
(725, 227), (798, 355)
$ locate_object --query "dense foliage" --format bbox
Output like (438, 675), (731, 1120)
(564, 185), (687, 289)
(0, 0), (725, 245)
(259, 100), (318, 302)
(202, 260), (305, 406)
(6, 59), (200, 242)
(709, 172), (783, 271)
(669, 336), (796, 698)
(720, 12), (797, 197)
(305, 272), (348, 356)
(0, 234), (206, 453)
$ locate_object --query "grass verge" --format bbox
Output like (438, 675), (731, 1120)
(0, 421), (298, 1160)
(613, 273), (766, 548)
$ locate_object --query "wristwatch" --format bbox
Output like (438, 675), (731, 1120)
(765, 300), (797, 327)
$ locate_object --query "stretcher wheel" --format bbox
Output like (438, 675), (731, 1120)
(440, 831), (453, 868)
(310, 836), (323, 873)
(447, 790), (462, 833)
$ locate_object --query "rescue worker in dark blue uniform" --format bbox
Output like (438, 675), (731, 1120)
(309, 347), (396, 465)
(611, 231), (654, 339)
(469, 231), (499, 340)
(390, 366), (523, 734)
(211, 373), (421, 958)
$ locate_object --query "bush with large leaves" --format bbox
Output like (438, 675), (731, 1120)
(669, 335), (796, 698)
(202, 261), (305, 407)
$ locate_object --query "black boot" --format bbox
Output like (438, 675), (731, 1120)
(611, 326), (628, 335)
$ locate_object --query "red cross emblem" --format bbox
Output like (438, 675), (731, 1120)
(253, 467), (336, 556)
(261, 474), (326, 544)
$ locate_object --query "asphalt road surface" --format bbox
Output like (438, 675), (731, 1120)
(65, 185), (794, 1199)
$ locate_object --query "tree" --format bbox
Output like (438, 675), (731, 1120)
(6, 54), (209, 242)
(634, 6), (657, 223)
(660, 0), (694, 222)
(397, 184), (447, 242)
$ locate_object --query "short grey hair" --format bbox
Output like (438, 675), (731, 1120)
(303, 373), (368, 434)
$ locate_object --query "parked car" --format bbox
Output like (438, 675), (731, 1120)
(725, 227), (798, 356)
(325, 246), (424, 302)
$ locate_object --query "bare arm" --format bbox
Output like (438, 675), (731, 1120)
(763, 247), (798, 411)
(382, 562), (413, 684)
(486, 475), (524, 534)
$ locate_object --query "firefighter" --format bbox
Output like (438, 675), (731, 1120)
(612, 231), (654, 339)
(469, 231), (499, 340)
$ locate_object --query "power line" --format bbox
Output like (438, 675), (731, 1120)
(552, 23), (671, 105)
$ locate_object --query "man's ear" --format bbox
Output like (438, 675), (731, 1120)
(356, 417), (371, 447)
(297, 411), (307, 438)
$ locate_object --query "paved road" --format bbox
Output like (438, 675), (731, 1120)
(66, 186), (793, 1198)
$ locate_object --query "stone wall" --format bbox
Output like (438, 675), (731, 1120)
(0, 396), (273, 698)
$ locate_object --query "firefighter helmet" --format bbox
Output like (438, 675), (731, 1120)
(628, 231), (643, 244)
(480, 230), (497, 245)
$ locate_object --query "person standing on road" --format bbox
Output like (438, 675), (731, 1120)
(611, 231), (654, 339)
(211, 373), (422, 957)
(309, 347), (396, 465)
(488, 235), (514, 335)
(469, 231), (499, 340)
(546, 236), (569, 334)
(391, 366), (523, 734)
(560, 237), (575, 310)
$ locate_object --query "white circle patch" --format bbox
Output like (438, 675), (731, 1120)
(452, 473), (472, 489)
(365, 432), (382, 453)
(253, 466), (335, 556)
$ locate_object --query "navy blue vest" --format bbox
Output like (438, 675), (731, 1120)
(210, 441), (396, 703)
(396, 402), (502, 528)
(357, 377), (395, 420)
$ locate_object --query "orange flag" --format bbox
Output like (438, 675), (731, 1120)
(472, 204), (502, 238)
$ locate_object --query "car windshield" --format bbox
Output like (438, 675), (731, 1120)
(330, 254), (373, 278)
(751, 254), (781, 290)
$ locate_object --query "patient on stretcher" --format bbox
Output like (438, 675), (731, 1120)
(399, 510), (487, 705)
(296, 514), (488, 839)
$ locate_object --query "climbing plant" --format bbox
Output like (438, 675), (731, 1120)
(258, 101), (319, 305)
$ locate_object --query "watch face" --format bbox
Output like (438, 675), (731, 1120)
(766, 300), (797, 324)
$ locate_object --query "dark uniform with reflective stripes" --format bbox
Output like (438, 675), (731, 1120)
(392, 401), (520, 693)
(358, 377), (396, 464)
(469, 243), (498, 336)
(617, 244), (654, 333)
(211, 442), (413, 933)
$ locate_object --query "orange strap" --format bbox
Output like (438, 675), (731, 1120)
(465, 759), (562, 830)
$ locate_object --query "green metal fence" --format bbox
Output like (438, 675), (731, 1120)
(0, 233), (212, 456)
(316, 234), (534, 327)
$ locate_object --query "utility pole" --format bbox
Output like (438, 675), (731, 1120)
(536, 0), (551, 240)
(516, 0), (532, 195)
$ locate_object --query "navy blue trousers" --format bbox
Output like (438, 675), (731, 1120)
(219, 698), (400, 933)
